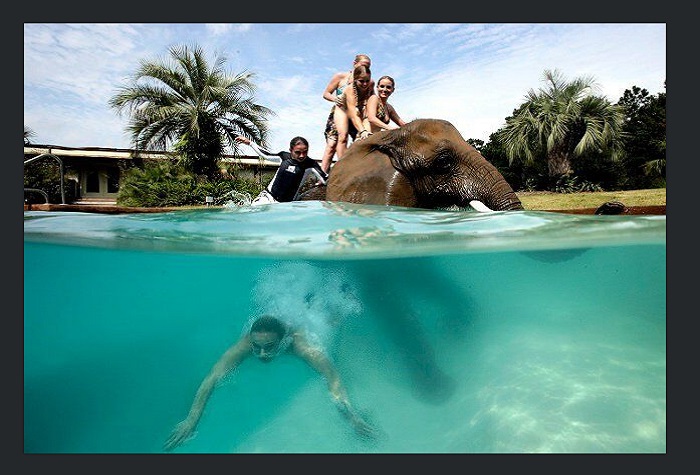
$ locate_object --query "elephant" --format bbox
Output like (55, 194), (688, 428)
(300, 118), (524, 211)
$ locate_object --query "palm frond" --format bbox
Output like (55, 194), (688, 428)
(498, 69), (626, 179)
(109, 43), (274, 173)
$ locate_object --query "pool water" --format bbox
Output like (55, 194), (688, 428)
(24, 201), (666, 453)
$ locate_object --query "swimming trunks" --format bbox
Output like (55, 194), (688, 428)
(323, 106), (337, 141)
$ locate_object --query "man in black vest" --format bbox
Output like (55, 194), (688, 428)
(235, 135), (328, 204)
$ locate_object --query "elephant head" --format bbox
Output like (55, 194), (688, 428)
(323, 118), (523, 211)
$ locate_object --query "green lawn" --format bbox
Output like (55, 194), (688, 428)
(517, 188), (666, 210)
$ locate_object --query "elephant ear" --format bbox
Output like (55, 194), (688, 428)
(368, 128), (413, 174)
(327, 130), (419, 207)
(368, 124), (450, 180)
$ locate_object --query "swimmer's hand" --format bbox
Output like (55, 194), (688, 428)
(349, 412), (378, 439)
(336, 398), (378, 439)
(164, 418), (197, 452)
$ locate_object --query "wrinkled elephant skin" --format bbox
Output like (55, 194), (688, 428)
(323, 118), (523, 211)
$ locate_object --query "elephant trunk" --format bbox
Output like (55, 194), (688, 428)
(470, 164), (524, 211)
(403, 157), (524, 211)
(491, 190), (524, 211)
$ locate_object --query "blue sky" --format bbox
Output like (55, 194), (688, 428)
(24, 23), (666, 158)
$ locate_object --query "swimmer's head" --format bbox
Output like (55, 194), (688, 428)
(249, 315), (286, 362)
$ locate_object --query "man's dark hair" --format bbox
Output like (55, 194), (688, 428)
(289, 136), (308, 149)
(250, 315), (287, 338)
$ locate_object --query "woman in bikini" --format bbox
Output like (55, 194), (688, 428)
(319, 54), (372, 173)
(366, 75), (407, 134)
(334, 65), (374, 154)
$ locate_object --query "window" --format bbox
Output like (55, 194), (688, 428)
(82, 167), (120, 197)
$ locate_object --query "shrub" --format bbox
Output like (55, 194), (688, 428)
(116, 160), (264, 207)
(552, 175), (603, 194)
(24, 160), (79, 204)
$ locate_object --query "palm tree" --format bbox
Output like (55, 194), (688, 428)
(109, 44), (274, 176)
(24, 125), (35, 145)
(498, 69), (626, 186)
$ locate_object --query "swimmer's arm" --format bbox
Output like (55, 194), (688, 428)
(186, 338), (250, 422)
(312, 169), (327, 185)
(293, 334), (376, 438)
(164, 337), (250, 451)
(234, 136), (281, 163)
(309, 163), (329, 184)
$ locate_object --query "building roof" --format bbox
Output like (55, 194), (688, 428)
(23, 144), (282, 167)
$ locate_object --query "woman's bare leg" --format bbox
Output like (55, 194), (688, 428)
(321, 137), (337, 173)
(334, 107), (350, 159)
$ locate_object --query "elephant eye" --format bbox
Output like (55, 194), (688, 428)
(432, 149), (454, 173)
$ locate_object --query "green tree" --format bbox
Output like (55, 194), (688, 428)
(617, 84), (666, 188)
(24, 125), (35, 145)
(109, 44), (274, 176)
(497, 69), (626, 188)
(481, 128), (548, 191)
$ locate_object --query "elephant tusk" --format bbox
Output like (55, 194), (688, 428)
(469, 200), (494, 213)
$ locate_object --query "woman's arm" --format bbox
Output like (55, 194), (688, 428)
(164, 337), (251, 451)
(293, 333), (377, 438)
(366, 95), (396, 132)
(323, 72), (345, 103)
(344, 86), (369, 139)
(388, 103), (407, 127)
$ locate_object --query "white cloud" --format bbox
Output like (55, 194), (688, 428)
(24, 23), (666, 154)
(206, 23), (253, 35)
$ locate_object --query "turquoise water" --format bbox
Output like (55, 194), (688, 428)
(24, 201), (666, 453)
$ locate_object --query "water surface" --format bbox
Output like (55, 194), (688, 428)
(24, 201), (666, 453)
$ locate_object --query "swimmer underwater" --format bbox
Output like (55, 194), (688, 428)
(164, 315), (377, 451)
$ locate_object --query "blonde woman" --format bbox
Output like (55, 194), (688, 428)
(320, 54), (372, 172)
(335, 65), (374, 155)
(366, 75), (407, 133)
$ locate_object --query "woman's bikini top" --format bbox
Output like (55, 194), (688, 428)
(376, 100), (389, 124)
(336, 71), (353, 94)
(334, 71), (354, 108)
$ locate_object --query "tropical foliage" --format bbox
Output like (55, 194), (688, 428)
(496, 69), (626, 188)
(24, 124), (80, 204)
(116, 159), (262, 207)
(616, 84), (666, 188)
(109, 44), (274, 177)
(24, 125), (35, 145)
